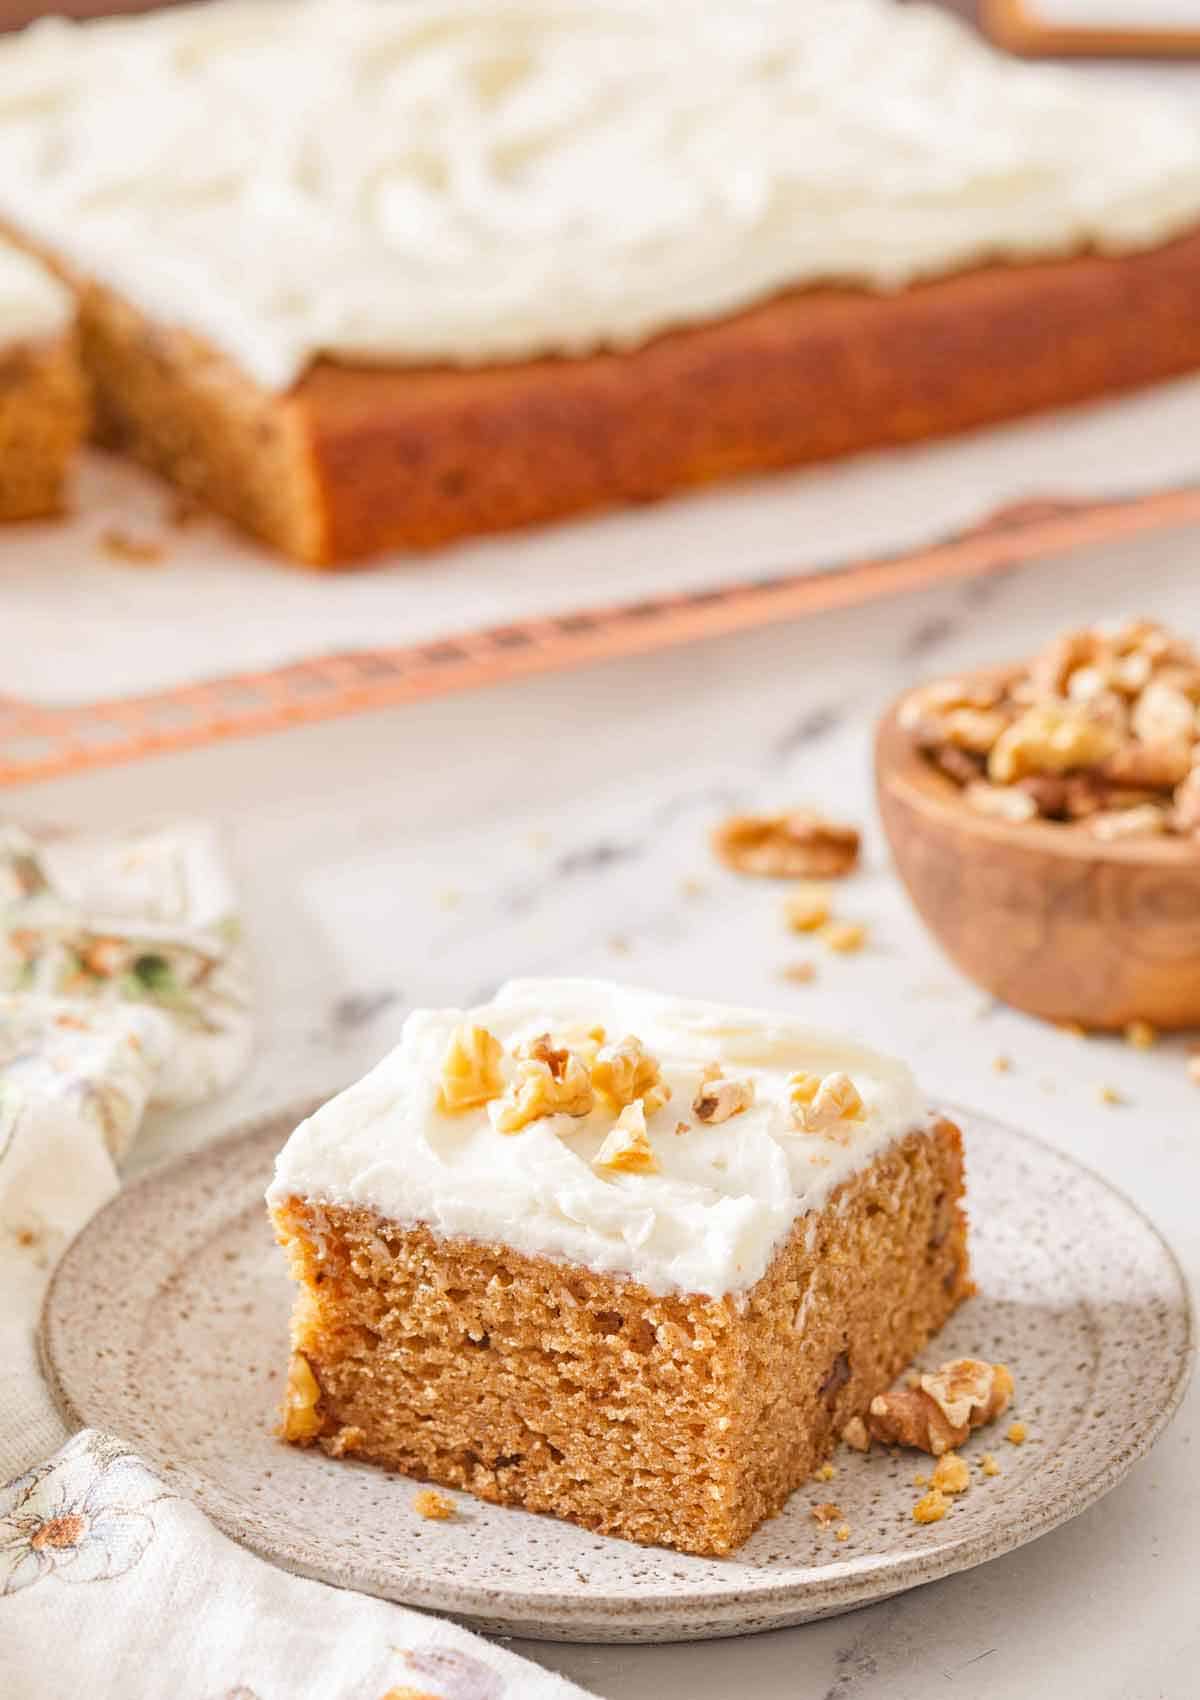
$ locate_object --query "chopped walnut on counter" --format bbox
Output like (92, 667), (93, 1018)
(821, 920), (868, 955)
(593, 1100), (660, 1176)
(712, 810), (860, 879)
(783, 883), (832, 932)
(864, 1358), (1014, 1457)
(493, 1034), (595, 1132)
(902, 618), (1200, 839)
(789, 1070), (865, 1135)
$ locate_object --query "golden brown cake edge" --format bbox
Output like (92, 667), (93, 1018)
(9, 222), (1200, 564)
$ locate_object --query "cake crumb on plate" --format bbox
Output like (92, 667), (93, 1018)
(931, 1453), (970, 1495)
(912, 1486), (948, 1524)
(413, 1488), (456, 1521)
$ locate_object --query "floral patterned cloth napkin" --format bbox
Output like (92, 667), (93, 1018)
(1, 818), (254, 1107)
(0, 826), (589, 1700)
(2, 1430), (585, 1700)
(0, 995), (170, 1482)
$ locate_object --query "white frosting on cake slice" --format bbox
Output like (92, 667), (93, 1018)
(0, 242), (71, 347)
(0, 0), (1198, 387)
(268, 978), (931, 1298)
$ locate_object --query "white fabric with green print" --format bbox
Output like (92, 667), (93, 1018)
(0, 819), (253, 1106)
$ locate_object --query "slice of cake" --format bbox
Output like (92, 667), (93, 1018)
(268, 979), (970, 1556)
(2, 2), (1200, 563)
(0, 242), (85, 522)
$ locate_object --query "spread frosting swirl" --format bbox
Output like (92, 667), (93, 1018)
(3, 0), (1197, 388)
(267, 978), (930, 1298)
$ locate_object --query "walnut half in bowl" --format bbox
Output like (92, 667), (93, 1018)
(875, 618), (1200, 1030)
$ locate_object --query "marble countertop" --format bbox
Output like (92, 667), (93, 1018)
(19, 526), (1198, 1700)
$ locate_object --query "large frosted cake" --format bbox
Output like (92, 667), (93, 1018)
(2, 0), (1199, 561)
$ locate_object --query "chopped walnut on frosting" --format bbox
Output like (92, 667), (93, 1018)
(789, 1070), (865, 1135)
(437, 1023), (504, 1113)
(493, 1034), (595, 1133)
(593, 1100), (660, 1175)
(712, 810), (860, 879)
(591, 1034), (670, 1116)
(902, 618), (1200, 839)
(692, 1066), (755, 1124)
(865, 1358), (1014, 1456)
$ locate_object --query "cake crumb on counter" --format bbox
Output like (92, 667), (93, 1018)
(822, 921), (868, 955)
(784, 883), (831, 933)
(99, 527), (166, 566)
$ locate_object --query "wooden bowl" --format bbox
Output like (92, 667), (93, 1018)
(875, 668), (1200, 1030)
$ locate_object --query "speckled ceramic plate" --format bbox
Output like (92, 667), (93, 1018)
(41, 1102), (1192, 1644)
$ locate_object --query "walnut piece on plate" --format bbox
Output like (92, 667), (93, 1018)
(865, 1358), (1014, 1456)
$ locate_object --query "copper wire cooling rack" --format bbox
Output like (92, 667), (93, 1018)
(5, 481), (1200, 789)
